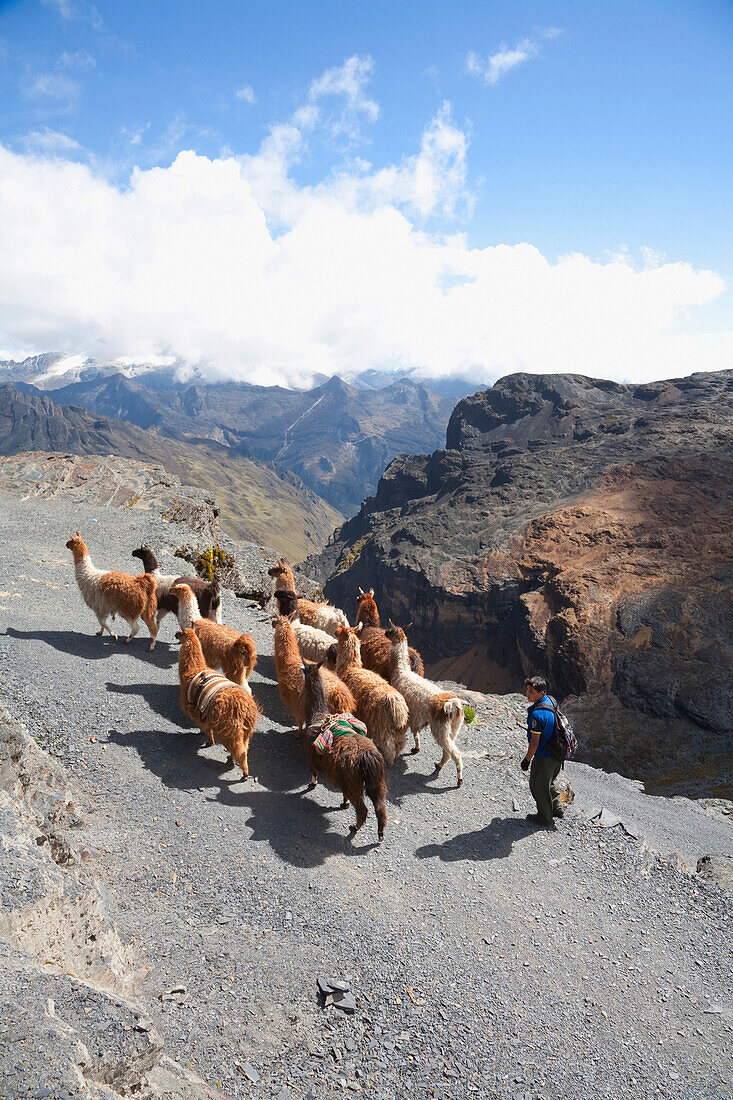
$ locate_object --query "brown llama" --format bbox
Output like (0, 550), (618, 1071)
(272, 613), (356, 733)
(386, 622), (464, 786)
(272, 589), (335, 662)
(177, 629), (260, 779)
(132, 546), (222, 627)
(268, 558), (348, 635)
(302, 660), (388, 841)
(354, 588), (424, 680)
(171, 583), (256, 688)
(334, 625), (408, 766)
(66, 532), (159, 650)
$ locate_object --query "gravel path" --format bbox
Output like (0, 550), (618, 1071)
(0, 495), (731, 1100)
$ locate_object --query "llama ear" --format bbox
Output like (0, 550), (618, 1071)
(316, 657), (328, 670)
(369, 588), (374, 596)
(76, 530), (81, 537)
(405, 621), (413, 631)
(358, 586), (364, 596)
(355, 621), (363, 633)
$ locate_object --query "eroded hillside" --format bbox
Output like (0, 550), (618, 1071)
(307, 370), (733, 792)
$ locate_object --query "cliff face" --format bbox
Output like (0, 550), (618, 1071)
(307, 371), (733, 790)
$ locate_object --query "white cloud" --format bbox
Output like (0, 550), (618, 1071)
(24, 72), (79, 105)
(22, 129), (81, 154)
(59, 49), (96, 70)
(467, 28), (560, 86)
(0, 55), (729, 388)
(41, 0), (75, 18)
(235, 85), (256, 105)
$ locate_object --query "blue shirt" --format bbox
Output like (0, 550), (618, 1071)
(527, 695), (555, 759)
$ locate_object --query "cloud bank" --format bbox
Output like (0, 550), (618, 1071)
(0, 56), (729, 387)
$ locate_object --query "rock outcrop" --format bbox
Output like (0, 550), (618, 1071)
(0, 707), (219, 1097)
(307, 370), (733, 792)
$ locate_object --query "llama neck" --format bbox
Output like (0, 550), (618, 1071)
(304, 673), (331, 727)
(180, 647), (207, 683)
(75, 552), (104, 586)
(138, 548), (158, 573)
(337, 638), (361, 675)
(177, 592), (201, 629)
(275, 623), (299, 669)
(358, 604), (379, 627)
(389, 638), (410, 675)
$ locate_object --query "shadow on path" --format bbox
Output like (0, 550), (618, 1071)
(415, 816), (541, 863)
(105, 723), (378, 867)
(106, 680), (181, 725)
(4, 627), (178, 668)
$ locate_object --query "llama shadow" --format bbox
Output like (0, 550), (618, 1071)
(106, 680), (181, 725)
(106, 723), (379, 866)
(4, 627), (178, 667)
(388, 753), (463, 805)
(414, 816), (541, 864)
(248, 677), (293, 727)
(254, 653), (277, 681)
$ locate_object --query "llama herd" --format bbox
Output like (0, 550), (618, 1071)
(65, 535), (467, 842)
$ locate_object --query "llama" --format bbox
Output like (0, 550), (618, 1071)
(268, 558), (348, 635)
(385, 622), (465, 786)
(272, 613), (356, 733)
(354, 589), (424, 680)
(170, 583), (256, 689)
(132, 546), (222, 626)
(301, 660), (388, 841)
(334, 625), (408, 766)
(66, 531), (159, 650)
(272, 589), (336, 663)
(177, 628), (259, 779)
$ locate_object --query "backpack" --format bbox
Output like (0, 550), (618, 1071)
(530, 696), (578, 762)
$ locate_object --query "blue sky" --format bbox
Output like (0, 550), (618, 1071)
(0, 0), (731, 383)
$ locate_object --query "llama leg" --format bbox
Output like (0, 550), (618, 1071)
(350, 796), (368, 834)
(411, 725), (421, 754)
(434, 732), (451, 774)
(96, 614), (116, 639)
(309, 773), (318, 788)
(142, 611), (159, 651)
(450, 743), (464, 786)
(339, 791), (350, 809)
(237, 741), (250, 780)
(124, 618), (140, 644)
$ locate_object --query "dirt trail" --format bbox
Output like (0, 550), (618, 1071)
(0, 495), (731, 1100)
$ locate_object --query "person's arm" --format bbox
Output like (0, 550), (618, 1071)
(521, 731), (541, 770)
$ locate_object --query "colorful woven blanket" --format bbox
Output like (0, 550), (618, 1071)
(307, 713), (368, 753)
(187, 669), (236, 718)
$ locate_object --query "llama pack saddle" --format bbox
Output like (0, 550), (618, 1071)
(187, 669), (237, 718)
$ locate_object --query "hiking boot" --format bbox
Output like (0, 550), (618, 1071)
(552, 807), (565, 818)
(525, 813), (555, 828)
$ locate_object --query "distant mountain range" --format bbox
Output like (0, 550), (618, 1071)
(0, 355), (465, 514)
(0, 383), (341, 562)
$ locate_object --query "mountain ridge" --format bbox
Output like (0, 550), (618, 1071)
(306, 368), (733, 794)
(0, 383), (341, 562)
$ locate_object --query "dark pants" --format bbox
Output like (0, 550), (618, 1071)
(529, 755), (563, 824)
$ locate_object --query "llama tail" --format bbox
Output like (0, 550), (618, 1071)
(443, 698), (465, 742)
(384, 692), (409, 734)
(360, 749), (388, 840)
(235, 634), (258, 679)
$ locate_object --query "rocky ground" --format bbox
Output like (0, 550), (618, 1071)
(0, 495), (731, 1100)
